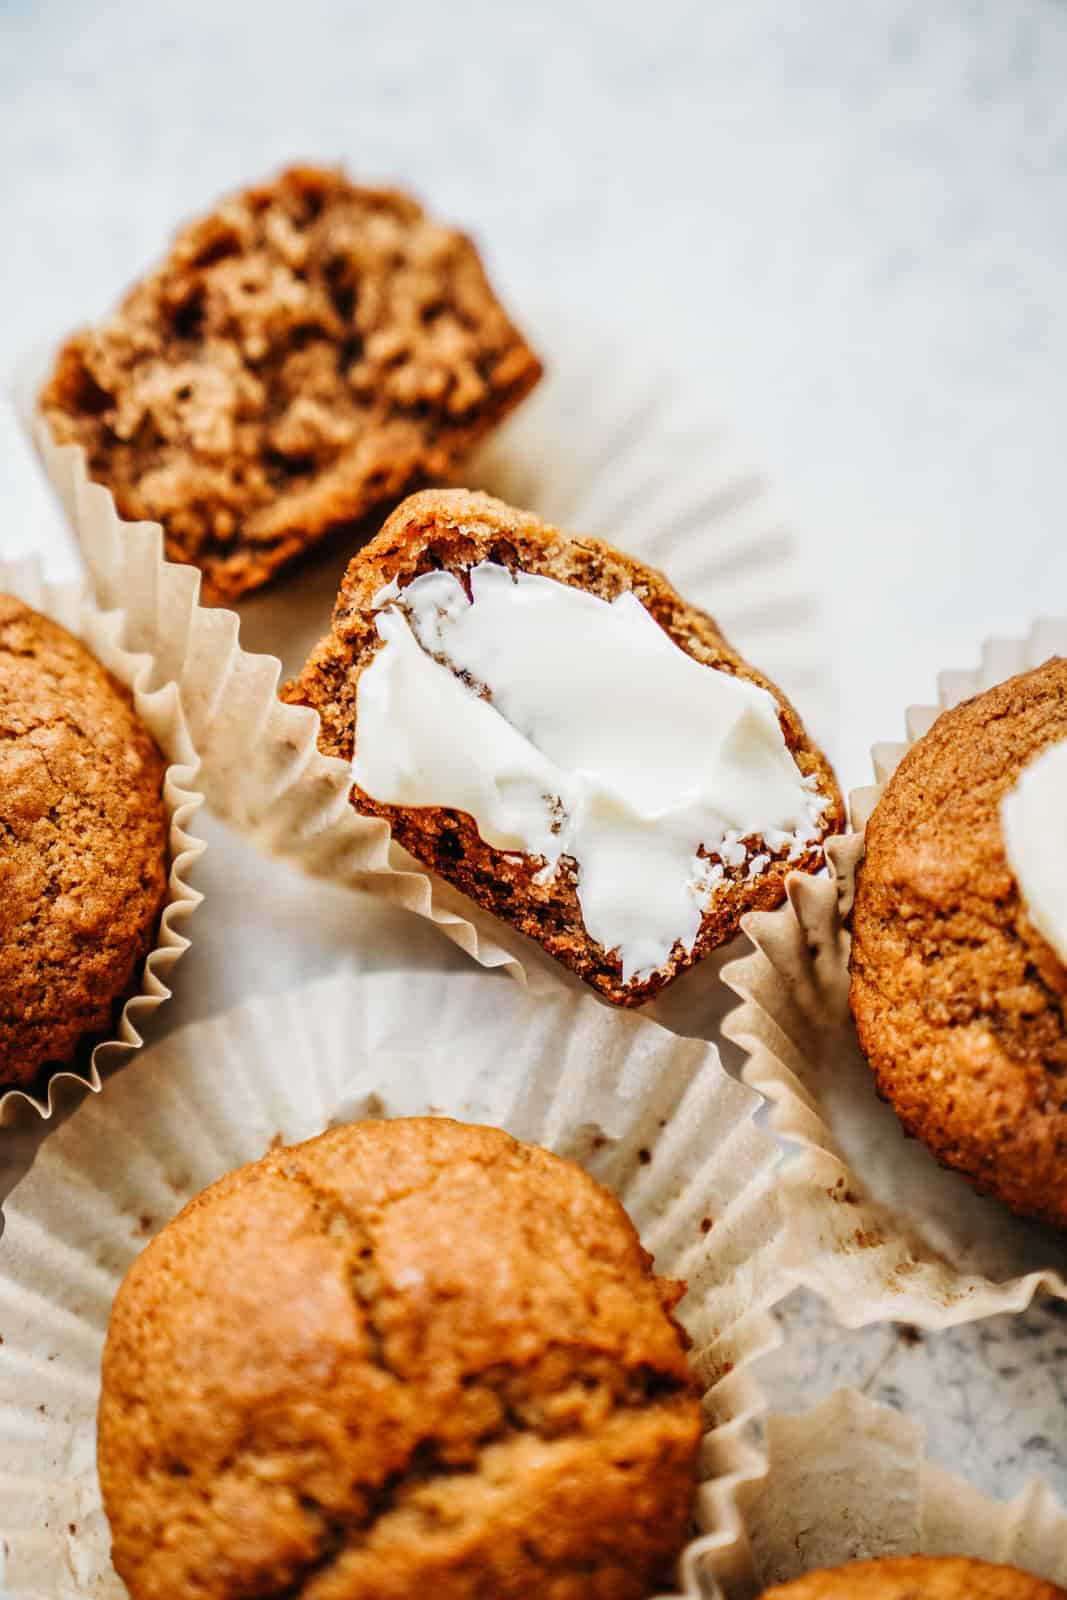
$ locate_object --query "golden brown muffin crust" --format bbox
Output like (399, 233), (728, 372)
(98, 1117), (702, 1600)
(40, 165), (542, 604)
(762, 1554), (1065, 1598)
(282, 487), (844, 1006)
(850, 659), (1067, 1226)
(0, 596), (169, 1087)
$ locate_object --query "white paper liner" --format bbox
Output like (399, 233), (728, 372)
(0, 967), (788, 1600)
(721, 622), (1067, 1327)
(707, 1389), (1067, 1596)
(18, 310), (830, 1000)
(0, 559), (203, 1122)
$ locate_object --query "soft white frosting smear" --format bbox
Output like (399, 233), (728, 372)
(353, 562), (826, 981)
(1001, 739), (1067, 966)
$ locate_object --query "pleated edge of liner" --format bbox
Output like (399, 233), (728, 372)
(18, 383), (597, 995)
(0, 1268), (784, 1600)
(0, 558), (205, 1122)
(747, 1389), (1067, 1590)
(720, 625), (1067, 1329)
(19, 373), (824, 1012)
(0, 959), (791, 1600)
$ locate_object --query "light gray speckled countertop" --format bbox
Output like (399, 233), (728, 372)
(5, 0), (1067, 1536)
(761, 1288), (1067, 1507)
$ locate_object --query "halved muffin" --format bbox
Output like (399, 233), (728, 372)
(41, 166), (541, 603)
(284, 488), (843, 1005)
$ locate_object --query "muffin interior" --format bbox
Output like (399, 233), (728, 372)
(284, 488), (845, 1006)
(41, 166), (541, 601)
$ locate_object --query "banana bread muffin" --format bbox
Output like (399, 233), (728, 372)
(283, 488), (844, 1007)
(763, 1555), (1065, 1598)
(0, 596), (169, 1087)
(98, 1117), (703, 1600)
(40, 164), (542, 604)
(850, 659), (1067, 1226)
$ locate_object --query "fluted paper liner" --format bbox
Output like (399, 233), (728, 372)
(0, 559), (203, 1121)
(0, 967), (787, 1599)
(722, 622), (1067, 1326)
(20, 312), (829, 998)
(705, 1389), (1067, 1596)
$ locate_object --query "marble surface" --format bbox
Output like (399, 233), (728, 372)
(761, 1288), (1067, 1508)
(7, 0), (1067, 787)
(4, 0), (1067, 1544)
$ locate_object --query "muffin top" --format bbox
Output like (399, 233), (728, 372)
(849, 658), (1067, 1225)
(762, 1555), (1065, 1598)
(0, 596), (169, 1087)
(98, 1117), (702, 1600)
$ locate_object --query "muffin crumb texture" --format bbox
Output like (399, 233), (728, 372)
(850, 658), (1067, 1226)
(0, 596), (169, 1088)
(283, 488), (845, 1007)
(762, 1554), (1066, 1598)
(40, 165), (541, 603)
(98, 1117), (702, 1600)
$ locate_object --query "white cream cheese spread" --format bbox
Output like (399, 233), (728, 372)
(1001, 739), (1067, 966)
(352, 562), (826, 981)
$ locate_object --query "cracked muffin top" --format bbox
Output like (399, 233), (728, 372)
(97, 1117), (703, 1600)
(762, 1555), (1065, 1598)
(40, 164), (542, 605)
(0, 595), (169, 1088)
(849, 658), (1067, 1227)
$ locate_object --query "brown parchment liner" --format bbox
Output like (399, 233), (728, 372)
(0, 968), (792, 1598)
(721, 622), (1067, 1328)
(0, 558), (203, 1122)
(18, 313), (829, 1003)
(704, 1389), (1067, 1597)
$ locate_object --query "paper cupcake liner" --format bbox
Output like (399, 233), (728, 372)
(0, 966), (788, 1599)
(721, 621), (1067, 1327)
(19, 309), (830, 998)
(0, 559), (203, 1122)
(708, 1389), (1067, 1596)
